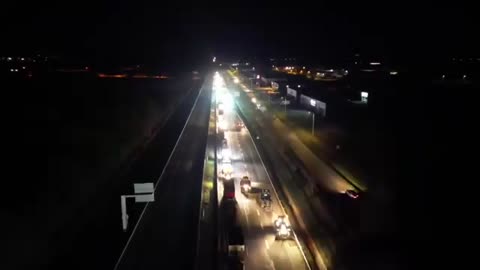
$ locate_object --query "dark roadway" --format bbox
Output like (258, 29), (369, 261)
(114, 76), (212, 270)
(44, 76), (206, 270)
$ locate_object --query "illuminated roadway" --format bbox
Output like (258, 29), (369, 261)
(216, 87), (310, 270)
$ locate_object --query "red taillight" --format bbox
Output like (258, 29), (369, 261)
(225, 192), (235, 199)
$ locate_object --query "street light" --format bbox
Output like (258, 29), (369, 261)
(310, 98), (317, 135)
(311, 112), (315, 136)
(281, 96), (287, 113)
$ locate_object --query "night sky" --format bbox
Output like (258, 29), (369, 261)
(2, 2), (477, 65)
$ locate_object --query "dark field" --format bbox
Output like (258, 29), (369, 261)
(5, 72), (203, 270)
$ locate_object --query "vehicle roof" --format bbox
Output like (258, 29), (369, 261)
(228, 226), (244, 245)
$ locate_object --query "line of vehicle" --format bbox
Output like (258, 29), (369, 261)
(114, 80), (206, 270)
(236, 105), (313, 270)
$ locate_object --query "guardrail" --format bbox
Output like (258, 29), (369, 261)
(194, 78), (218, 270)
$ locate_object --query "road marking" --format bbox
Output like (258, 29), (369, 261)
(243, 205), (250, 227)
(270, 260), (277, 270)
(260, 221), (264, 229)
(265, 239), (270, 250)
(256, 209), (260, 216)
(115, 80), (206, 270)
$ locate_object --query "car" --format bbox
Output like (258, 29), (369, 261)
(221, 148), (232, 161)
(221, 162), (233, 180)
(276, 223), (292, 240)
(218, 119), (227, 130)
(345, 189), (359, 199)
(240, 176), (251, 194)
(273, 215), (287, 229)
(235, 121), (245, 131)
(260, 189), (271, 208)
(261, 189), (271, 199)
(274, 215), (291, 240)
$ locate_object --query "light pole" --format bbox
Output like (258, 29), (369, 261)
(311, 112), (315, 136)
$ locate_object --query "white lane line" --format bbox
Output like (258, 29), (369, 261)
(260, 221), (264, 229)
(114, 82), (205, 270)
(265, 239), (270, 250)
(256, 209), (260, 216)
(243, 204), (250, 227)
(270, 260), (277, 270)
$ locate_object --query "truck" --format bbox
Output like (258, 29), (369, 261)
(227, 226), (245, 269)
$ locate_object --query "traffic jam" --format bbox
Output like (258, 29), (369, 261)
(212, 72), (301, 268)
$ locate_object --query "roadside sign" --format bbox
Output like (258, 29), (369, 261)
(134, 183), (154, 194)
(121, 182), (155, 231)
(135, 194), (155, 203)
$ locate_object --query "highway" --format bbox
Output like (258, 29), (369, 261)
(114, 76), (212, 270)
(44, 75), (206, 270)
(215, 74), (310, 270)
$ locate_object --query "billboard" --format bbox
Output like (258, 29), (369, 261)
(300, 94), (326, 117)
(287, 87), (297, 98)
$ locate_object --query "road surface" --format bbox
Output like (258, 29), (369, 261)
(114, 77), (212, 270)
(44, 75), (205, 270)
(216, 103), (309, 270)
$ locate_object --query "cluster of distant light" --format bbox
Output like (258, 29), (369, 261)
(0, 56), (40, 63)
(270, 57), (296, 61)
(452, 58), (480, 62)
(97, 73), (168, 79)
(213, 72), (234, 112)
(276, 65), (349, 80)
(441, 74), (469, 80)
(9, 67), (27, 72)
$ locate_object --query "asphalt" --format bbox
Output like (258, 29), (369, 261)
(114, 77), (212, 270)
(44, 77), (204, 270)
(216, 102), (309, 270)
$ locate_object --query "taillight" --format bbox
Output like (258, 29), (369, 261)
(225, 192), (235, 198)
